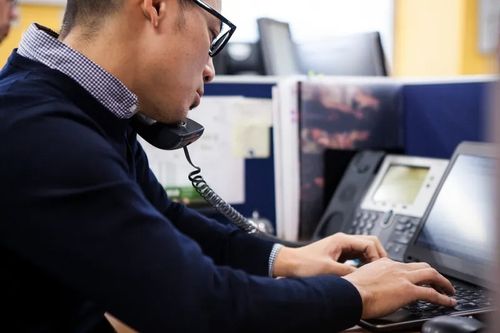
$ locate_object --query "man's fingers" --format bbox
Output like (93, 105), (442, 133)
(338, 234), (381, 262)
(361, 235), (388, 258)
(344, 237), (383, 262)
(413, 285), (457, 307)
(407, 268), (455, 295)
(330, 262), (356, 276)
(400, 262), (432, 271)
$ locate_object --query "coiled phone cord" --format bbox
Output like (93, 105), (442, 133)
(183, 147), (259, 234)
(183, 147), (304, 247)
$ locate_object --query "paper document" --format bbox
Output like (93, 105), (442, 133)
(140, 96), (272, 205)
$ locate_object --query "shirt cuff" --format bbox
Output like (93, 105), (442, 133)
(267, 243), (283, 277)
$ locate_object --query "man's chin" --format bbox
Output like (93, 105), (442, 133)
(137, 103), (189, 125)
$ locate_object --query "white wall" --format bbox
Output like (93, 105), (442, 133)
(221, 0), (394, 63)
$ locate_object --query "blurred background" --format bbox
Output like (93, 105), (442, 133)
(0, 0), (498, 77)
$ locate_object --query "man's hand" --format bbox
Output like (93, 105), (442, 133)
(342, 257), (456, 319)
(272, 232), (387, 277)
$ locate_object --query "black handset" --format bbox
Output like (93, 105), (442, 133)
(133, 114), (301, 247)
(313, 150), (385, 240)
(132, 114), (204, 150)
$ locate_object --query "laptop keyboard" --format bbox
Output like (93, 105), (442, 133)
(403, 282), (493, 319)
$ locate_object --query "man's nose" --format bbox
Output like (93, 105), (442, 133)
(203, 58), (216, 83)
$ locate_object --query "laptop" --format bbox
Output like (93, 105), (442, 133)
(360, 141), (496, 331)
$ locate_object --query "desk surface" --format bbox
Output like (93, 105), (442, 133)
(345, 325), (418, 333)
(107, 314), (378, 333)
(345, 326), (372, 332)
(107, 317), (416, 333)
(108, 312), (489, 332)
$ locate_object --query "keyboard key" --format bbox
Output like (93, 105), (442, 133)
(401, 281), (490, 319)
(454, 302), (477, 311)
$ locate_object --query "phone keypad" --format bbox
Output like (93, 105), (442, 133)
(345, 211), (421, 261)
(388, 216), (419, 244)
(347, 210), (382, 235)
(385, 216), (420, 261)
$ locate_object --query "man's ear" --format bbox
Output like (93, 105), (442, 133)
(142, 0), (163, 28)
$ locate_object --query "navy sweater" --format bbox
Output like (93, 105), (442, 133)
(0, 51), (362, 333)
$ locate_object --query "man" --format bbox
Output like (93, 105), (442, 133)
(0, 0), (16, 43)
(0, 0), (456, 332)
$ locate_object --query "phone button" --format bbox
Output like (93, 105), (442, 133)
(381, 210), (393, 227)
(356, 164), (370, 173)
(392, 233), (412, 245)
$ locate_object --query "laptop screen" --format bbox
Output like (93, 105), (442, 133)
(408, 151), (496, 285)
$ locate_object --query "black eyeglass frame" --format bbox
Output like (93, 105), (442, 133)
(192, 0), (236, 57)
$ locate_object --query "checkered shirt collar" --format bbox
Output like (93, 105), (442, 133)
(17, 24), (138, 119)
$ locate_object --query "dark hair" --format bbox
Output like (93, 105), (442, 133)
(60, 0), (193, 39)
(60, 0), (123, 39)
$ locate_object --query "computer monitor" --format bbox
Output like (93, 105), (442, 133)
(213, 42), (265, 75)
(297, 31), (389, 76)
(256, 18), (302, 76)
(218, 20), (388, 77)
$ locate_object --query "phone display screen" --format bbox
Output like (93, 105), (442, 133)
(372, 165), (429, 205)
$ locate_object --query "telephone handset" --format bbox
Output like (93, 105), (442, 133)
(132, 114), (205, 150)
(314, 152), (448, 261)
(132, 114), (300, 247)
(313, 150), (385, 239)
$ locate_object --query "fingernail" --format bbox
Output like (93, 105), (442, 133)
(450, 298), (457, 306)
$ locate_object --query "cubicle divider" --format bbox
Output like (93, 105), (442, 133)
(296, 78), (404, 239)
(402, 77), (495, 158)
(144, 75), (495, 239)
(272, 76), (495, 240)
(198, 78), (278, 225)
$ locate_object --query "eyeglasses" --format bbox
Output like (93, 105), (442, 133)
(192, 0), (236, 57)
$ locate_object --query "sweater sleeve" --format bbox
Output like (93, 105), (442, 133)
(0, 110), (362, 333)
(130, 131), (275, 276)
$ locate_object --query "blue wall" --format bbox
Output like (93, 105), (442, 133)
(403, 81), (492, 159)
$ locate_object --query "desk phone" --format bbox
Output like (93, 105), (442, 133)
(315, 153), (448, 261)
